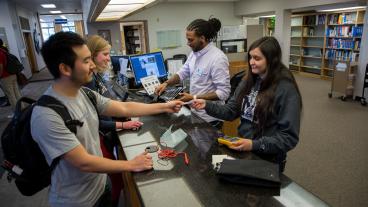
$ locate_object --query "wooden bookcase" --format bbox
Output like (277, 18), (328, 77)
(289, 9), (365, 79)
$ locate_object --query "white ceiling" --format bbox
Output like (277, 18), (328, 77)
(12, 0), (82, 14)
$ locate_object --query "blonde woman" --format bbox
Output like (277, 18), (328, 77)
(85, 35), (141, 206)
(86, 35), (143, 133)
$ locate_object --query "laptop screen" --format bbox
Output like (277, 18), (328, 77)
(129, 52), (167, 85)
(111, 55), (130, 75)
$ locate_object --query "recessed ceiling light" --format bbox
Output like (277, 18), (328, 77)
(97, 0), (156, 21)
(50, 10), (62, 14)
(41, 4), (56, 8)
(318, 6), (366, 12)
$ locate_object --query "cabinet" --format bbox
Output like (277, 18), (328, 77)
(289, 9), (365, 79)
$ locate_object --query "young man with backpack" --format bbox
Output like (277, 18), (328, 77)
(0, 39), (22, 117)
(30, 32), (183, 207)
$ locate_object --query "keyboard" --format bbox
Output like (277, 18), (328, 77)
(159, 86), (184, 102)
(111, 82), (129, 101)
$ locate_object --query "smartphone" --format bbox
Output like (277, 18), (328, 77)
(217, 135), (241, 147)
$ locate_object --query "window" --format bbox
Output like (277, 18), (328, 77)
(41, 22), (55, 41)
(62, 21), (76, 33)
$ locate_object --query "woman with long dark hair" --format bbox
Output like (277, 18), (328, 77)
(192, 36), (302, 171)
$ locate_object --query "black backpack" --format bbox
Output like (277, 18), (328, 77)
(1, 49), (24, 74)
(1, 87), (96, 196)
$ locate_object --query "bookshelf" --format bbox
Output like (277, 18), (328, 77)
(124, 25), (142, 54)
(289, 9), (365, 79)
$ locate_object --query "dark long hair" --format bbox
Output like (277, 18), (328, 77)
(186, 17), (221, 42)
(237, 37), (302, 137)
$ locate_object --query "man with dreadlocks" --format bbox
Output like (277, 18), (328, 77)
(156, 18), (230, 130)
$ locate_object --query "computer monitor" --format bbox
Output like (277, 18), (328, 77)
(129, 52), (167, 85)
(111, 55), (130, 75)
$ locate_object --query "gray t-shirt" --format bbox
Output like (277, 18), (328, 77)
(31, 86), (110, 207)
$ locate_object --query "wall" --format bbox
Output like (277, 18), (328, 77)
(123, 2), (242, 59)
(0, 0), (21, 60)
(82, 0), (92, 35)
(16, 5), (46, 75)
(234, 0), (364, 15)
(357, 0), (368, 99)
(0, 0), (45, 79)
(234, 0), (368, 98)
(88, 22), (122, 55)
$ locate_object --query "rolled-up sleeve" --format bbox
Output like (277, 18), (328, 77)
(211, 55), (230, 101)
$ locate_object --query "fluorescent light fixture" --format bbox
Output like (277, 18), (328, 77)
(97, 0), (156, 21)
(103, 4), (142, 12)
(60, 15), (67, 19)
(259, 15), (276, 18)
(318, 6), (366, 12)
(109, 0), (146, 4)
(50, 10), (62, 14)
(41, 4), (56, 8)
(40, 19), (45, 22)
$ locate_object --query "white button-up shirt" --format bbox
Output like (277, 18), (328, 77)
(177, 43), (230, 122)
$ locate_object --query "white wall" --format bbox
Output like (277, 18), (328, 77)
(123, 2), (242, 59)
(357, 0), (368, 99)
(234, 0), (364, 15)
(0, 0), (21, 60)
(16, 5), (46, 75)
(0, 0), (45, 79)
(82, 0), (92, 35)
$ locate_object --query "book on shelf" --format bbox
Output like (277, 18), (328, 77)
(325, 49), (359, 62)
(329, 13), (356, 24)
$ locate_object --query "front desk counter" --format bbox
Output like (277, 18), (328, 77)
(117, 106), (330, 207)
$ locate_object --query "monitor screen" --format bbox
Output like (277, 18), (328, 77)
(129, 52), (167, 85)
(111, 56), (130, 75)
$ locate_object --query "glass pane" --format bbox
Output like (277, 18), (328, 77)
(66, 21), (75, 26)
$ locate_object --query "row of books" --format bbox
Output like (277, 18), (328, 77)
(351, 26), (363, 37)
(326, 26), (363, 37)
(328, 13), (356, 24)
(325, 49), (359, 62)
(327, 39), (361, 49)
(326, 26), (351, 37)
(317, 14), (326, 25)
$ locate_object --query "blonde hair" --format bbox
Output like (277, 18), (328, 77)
(86, 35), (111, 72)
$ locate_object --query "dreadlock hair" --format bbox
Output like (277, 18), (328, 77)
(237, 36), (302, 137)
(186, 17), (221, 42)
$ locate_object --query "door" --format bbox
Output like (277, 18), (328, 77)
(23, 32), (37, 73)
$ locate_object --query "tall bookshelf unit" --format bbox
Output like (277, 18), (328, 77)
(289, 9), (365, 79)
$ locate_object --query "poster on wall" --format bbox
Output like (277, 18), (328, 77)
(97, 30), (111, 44)
(33, 23), (40, 54)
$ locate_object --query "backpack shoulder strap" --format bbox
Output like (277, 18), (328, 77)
(81, 87), (98, 113)
(37, 95), (83, 134)
(36, 95), (84, 171)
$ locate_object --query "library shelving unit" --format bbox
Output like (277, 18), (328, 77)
(289, 9), (365, 79)
(124, 25), (142, 54)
